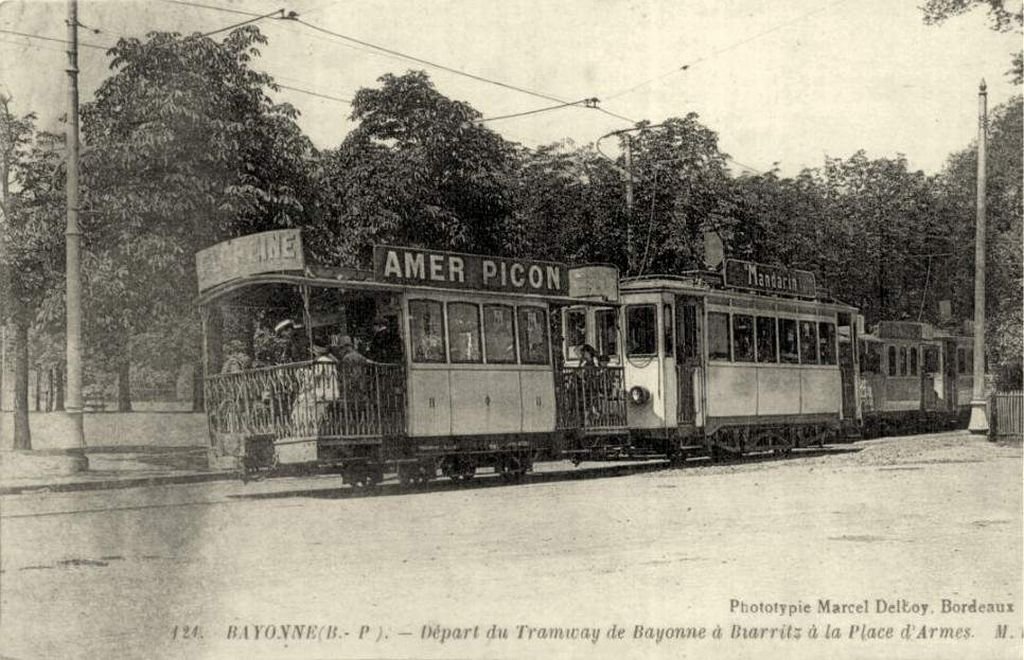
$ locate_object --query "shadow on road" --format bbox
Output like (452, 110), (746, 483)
(230, 445), (862, 503)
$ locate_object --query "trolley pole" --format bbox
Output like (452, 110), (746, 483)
(59, 0), (87, 458)
(623, 135), (635, 274)
(967, 80), (989, 434)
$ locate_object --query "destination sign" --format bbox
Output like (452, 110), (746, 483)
(877, 321), (924, 340)
(724, 259), (816, 298)
(196, 229), (305, 292)
(373, 245), (569, 296)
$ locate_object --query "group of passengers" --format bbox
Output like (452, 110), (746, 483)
(220, 316), (401, 375)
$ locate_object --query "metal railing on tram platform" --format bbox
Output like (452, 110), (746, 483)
(205, 361), (406, 441)
(556, 366), (627, 431)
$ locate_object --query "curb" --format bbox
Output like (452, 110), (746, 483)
(0, 470), (238, 496)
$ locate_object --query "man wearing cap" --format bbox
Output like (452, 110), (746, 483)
(333, 335), (370, 365)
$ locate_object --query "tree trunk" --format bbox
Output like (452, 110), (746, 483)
(117, 357), (132, 412)
(192, 360), (204, 412)
(55, 361), (65, 411)
(46, 366), (54, 412)
(12, 317), (31, 450)
(33, 361), (40, 412)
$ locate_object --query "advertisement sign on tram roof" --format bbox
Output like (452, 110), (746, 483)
(373, 245), (569, 296)
(196, 229), (305, 292)
(723, 259), (817, 299)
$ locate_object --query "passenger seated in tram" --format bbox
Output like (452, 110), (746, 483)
(332, 335), (370, 366)
(220, 340), (253, 374)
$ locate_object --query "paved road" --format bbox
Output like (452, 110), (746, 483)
(1, 432), (1020, 659)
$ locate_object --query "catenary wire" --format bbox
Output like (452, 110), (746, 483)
(603, 0), (848, 102)
(294, 18), (570, 105)
(477, 99), (596, 123)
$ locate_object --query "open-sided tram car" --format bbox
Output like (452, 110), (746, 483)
(197, 230), (629, 485)
(858, 320), (973, 436)
(610, 260), (862, 460)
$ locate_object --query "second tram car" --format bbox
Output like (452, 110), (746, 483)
(613, 260), (862, 459)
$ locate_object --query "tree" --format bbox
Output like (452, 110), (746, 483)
(60, 26), (320, 409)
(921, 0), (1023, 84)
(512, 140), (628, 266)
(0, 98), (66, 449)
(318, 71), (519, 266)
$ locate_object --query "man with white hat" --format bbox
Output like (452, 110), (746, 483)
(273, 318), (307, 364)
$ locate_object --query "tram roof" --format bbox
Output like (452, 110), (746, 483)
(620, 272), (857, 312)
(197, 268), (619, 308)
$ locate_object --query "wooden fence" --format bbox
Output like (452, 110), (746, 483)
(990, 391), (1023, 440)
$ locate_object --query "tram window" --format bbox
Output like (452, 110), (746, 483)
(664, 304), (675, 358)
(818, 322), (837, 365)
(957, 348), (966, 374)
(732, 314), (755, 362)
(708, 312), (731, 361)
(756, 316), (777, 363)
(888, 346), (897, 376)
(518, 306), (550, 365)
(899, 346), (908, 376)
(566, 308), (586, 358)
(484, 304), (517, 364)
(799, 320), (818, 364)
(626, 305), (657, 356)
(909, 347), (918, 375)
(447, 302), (482, 363)
(923, 346), (940, 373)
(779, 318), (799, 364)
(409, 299), (446, 363)
(595, 309), (618, 358)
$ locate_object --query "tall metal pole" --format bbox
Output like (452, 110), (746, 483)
(63, 0), (86, 453)
(967, 79), (989, 434)
(623, 135), (635, 275)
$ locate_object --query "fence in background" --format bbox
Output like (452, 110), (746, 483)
(990, 391), (1023, 440)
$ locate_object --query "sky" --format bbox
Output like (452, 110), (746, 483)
(0, 0), (1020, 176)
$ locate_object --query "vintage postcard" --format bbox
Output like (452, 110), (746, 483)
(0, 1), (1021, 658)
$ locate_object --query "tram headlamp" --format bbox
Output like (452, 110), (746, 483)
(628, 386), (650, 406)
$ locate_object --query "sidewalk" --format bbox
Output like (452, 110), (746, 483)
(0, 445), (236, 495)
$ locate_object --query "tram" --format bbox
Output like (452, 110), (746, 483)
(608, 260), (862, 459)
(196, 229), (627, 485)
(858, 320), (973, 435)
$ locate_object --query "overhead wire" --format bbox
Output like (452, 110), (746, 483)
(294, 18), (570, 105)
(603, 0), (848, 102)
(477, 99), (596, 123)
(276, 83), (352, 104)
(0, 27), (111, 50)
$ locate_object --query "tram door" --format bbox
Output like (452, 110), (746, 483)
(675, 297), (702, 425)
(943, 340), (958, 412)
(837, 313), (858, 421)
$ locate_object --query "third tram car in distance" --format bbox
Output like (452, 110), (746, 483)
(197, 230), (627, 485)
(857, 320), (973, 436)
(611, 259), (862, 460)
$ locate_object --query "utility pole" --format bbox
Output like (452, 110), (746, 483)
(623, 135), (635, 274)
(60, 0), (87, 459)
(967, 80), (989, 434)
